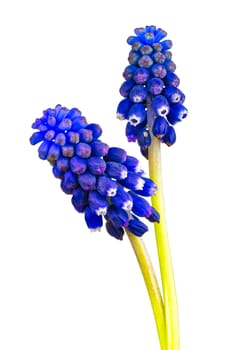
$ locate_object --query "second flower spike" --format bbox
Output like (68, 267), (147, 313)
(30, 105), (160, 240)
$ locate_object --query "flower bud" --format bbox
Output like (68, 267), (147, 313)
(164, 71), (180, 87)
(138, 55), (154, 68)
(72, 188), (89, 213)
(163, 125), (176, 146)
(133, 68), (150, 84)
(147, 78), (164, 95)
(79, 128), (93, 143)
(57, 157), (70, 172)
(91, 141), (109, 157)
(129, 85), (147, 103)
(105, 147), (127, 163)
(87, 157), (106, 175)
(61, 171), (77, 194)
(106, 162), (128, 180)
(85, 123), (102, 139)
(76, 142), (92, 158)
(152, 116), (169, 139)
(120, 80), (135, 97)
(78, 172), (96, 191)
(105, 206), (129, 228)
(84, 206), (103, 231)
(123, 65), (137, 80)
(70, 156), (87, 174)
(137, 128), (152, 147)
(151, 64), (167, 78)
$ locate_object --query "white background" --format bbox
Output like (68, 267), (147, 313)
(0, 0), (233, 349)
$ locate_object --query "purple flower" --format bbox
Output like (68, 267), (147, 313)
(30, 105), (159, 239)
(116, 25), (188, 157)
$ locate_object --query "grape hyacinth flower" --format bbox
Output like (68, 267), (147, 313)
(115, 26), (189, 350)
(30, 105), (159, 240)
(116, 25), (188, 157)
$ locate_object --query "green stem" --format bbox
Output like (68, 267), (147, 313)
(148, 137), (180, 350)
(126, 230), (167, 350)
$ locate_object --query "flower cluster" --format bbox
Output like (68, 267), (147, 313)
(116, 25), (188, 157)
(30, 105), (160, 240)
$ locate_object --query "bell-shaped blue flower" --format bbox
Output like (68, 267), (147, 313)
(96, 176), (118, 197)
(128, 104), (146, 126)
(123, 155), (141, 173)
(123, 65), (137, 80)
(137, 128), (152, 147)
(152, 116), (169, 139)
(78, 172), (96, 191)
(120, 80), (135, 97)
(147, 78), (164, 95)
(106, 162), (128, 180)
(127, 216), (148, 237)
(167, 104), (188, 125)
(70, 156), (87, 174)
(104, 147), (127, 163)
(106, 220), (124, 240)
(79, 128), (93, 143)
(129, 191), (160, 222)
(125, 122), (140, 142)
(105, 205), (129, 228)
(164, 72), (180, 87)
(85, 206), (103, 231)
(88, 190), (109, 216)
(76, 142), (92, 158)
(116, 99), (132, 120)
(87, 157), (106, 175)
(85, 123), (102, 140)
(129, 85), (147, 103)
(120, 172), (145, 191)
(133, 68), (150, 84)
(91, 141), (109, 157)
(57, 157), (69, 172)
(110, 187), (133, 211)
(134, 177), (158, 197)
(163, 125), (176, 146)
(61, 171), (77, 194)
(72, 188), (89, 213)
(163, 86), (183, 103)
(152, 95), (170, 117)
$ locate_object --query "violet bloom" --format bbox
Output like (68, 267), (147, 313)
(30, 105), (159, 239)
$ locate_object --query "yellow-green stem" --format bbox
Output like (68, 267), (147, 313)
(148, 137), (180, 350)
(126, 230), (167, 350)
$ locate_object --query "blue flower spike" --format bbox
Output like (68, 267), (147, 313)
(30, 105), (160, 240)
(117, 25), (188, 157)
